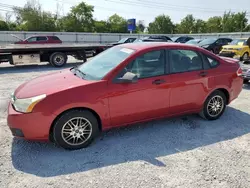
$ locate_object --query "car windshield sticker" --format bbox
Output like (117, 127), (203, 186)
(120, 48), (134, 54)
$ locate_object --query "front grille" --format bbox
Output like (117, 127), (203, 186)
(219, 52), (235, 58)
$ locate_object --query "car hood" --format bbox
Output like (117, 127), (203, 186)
(222, 45), (247, 49)
(14, 69), (94, 98)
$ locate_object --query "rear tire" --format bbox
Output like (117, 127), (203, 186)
(53, 110), (99, 150)
(49, 52), (67, 67)
(199, 90), (226, 120)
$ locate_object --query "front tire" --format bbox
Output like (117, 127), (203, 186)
(199, 90), (226, 120)
(53, 110), (99, 150)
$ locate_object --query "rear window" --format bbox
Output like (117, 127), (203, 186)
(52, 36), (61, 41)
(203, 55), (220, 69)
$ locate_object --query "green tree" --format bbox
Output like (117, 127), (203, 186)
(221, 11), (248, 32)
(148, 15), (174, 34)
(94, 20), (109, 33)
(193, 19), (207, 33)
(206, 16), (222, 33)
(107, 14), (127, 33)
(137, 20), (145, 33)
(0, 20), (9, 30)
(14, 0), (57, 31)
(61, 2), (94, 32)
(177, 14), (196, 34)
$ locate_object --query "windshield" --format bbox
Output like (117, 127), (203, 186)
(171, 37), (178, 41)
(230, 39), (247, 45)
(186, 39), (200, 44)
(117, 38), (128, 43)
(77, 47), (135, 80)
(133, 39), (143, 43)
(199, 38), (217, 46)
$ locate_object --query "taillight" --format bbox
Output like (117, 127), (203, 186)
(237, 67), (243, 76)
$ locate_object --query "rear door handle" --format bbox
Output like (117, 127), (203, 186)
(152, 79), (166, 85)
(199, 71), (207, 77)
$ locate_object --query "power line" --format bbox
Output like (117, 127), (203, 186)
(105, 0), (249, 14)
(133, 0), (250, 12)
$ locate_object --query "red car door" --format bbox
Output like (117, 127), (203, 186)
(107, 49), (171, 126)
(167, 48), (210, 114)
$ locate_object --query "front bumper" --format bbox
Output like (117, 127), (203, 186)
(219, 51), (238, 59)
(7, 102), (56, 141)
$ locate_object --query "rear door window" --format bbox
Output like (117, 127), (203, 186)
(37, 36), (47, 41)
(168, 49), (203, 73)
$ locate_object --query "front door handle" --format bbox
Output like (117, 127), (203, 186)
(199, 71), (207, 77)
(152, 79), (166, 85)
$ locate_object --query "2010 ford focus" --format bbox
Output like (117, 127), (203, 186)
(7, 43), (243, 150)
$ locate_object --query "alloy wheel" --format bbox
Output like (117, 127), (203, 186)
(207, 95), (224, 117)
(61, 117), (92, 146)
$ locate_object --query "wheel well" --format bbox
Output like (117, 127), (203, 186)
(49, 107), (102, 142)
(216, 88), (230, 104)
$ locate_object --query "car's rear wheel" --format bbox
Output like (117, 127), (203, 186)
(53, 110), (99, 150)
(199, 90), (226, 120)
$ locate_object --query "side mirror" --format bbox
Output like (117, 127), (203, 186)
(115, 72), (138, 84)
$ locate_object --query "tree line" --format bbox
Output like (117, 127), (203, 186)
(0, 0), (250, 34)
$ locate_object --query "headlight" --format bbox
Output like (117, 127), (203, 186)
(235, 48), (242, 51)
(11, 94), (46, 113)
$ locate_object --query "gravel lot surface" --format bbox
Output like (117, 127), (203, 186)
(1, 59), (250, 188)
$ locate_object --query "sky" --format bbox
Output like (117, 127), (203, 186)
(0, 0), (250, 25)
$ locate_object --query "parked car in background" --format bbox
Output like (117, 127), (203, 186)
(14, 35), (62, 44)
(240, 61), (250, 84)
(185, 39), (202, 45)
(219, 38), (250, 61)
(148, 35), (172, 42)
(197, 38), (232, 54)
(110, 37), (137, 46)
(8, 42), (243, 150)
(171, 36), (194, 43)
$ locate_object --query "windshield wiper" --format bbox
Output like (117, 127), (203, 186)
(71, 66), (86, 78)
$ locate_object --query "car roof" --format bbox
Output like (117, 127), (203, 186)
(119, 42), (201, 51)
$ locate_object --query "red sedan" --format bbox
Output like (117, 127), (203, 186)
(7, 43), (243, 150)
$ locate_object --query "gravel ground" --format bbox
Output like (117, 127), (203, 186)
(1, 59), (250, 188)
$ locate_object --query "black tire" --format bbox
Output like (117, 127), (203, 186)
(244, 79), (249, 84)
(199, 90), (227, 120)
(242, 52), (249, 61)
(53, 110), (100, 150)
(49, 52), (67, 67)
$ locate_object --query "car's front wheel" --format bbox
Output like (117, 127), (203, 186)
(53, 110), (99, 150)
(199, 90), (226, 120)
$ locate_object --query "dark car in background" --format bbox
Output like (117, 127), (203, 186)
(171, 36), (194, 43)
(110, 37), (137, 46)
(197, 38), (232, 54)
(14, 35), (62, 44)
